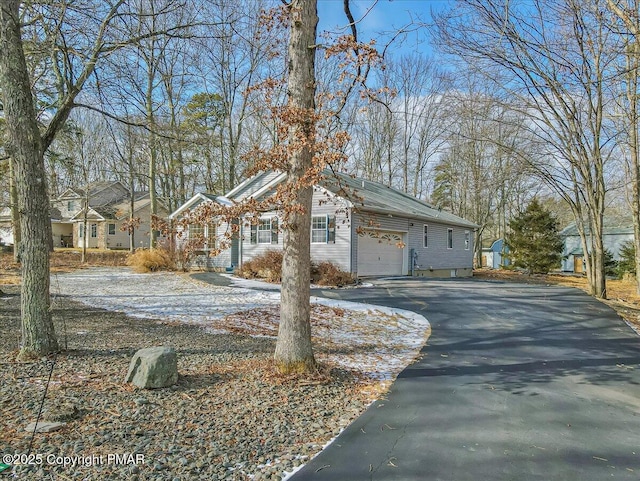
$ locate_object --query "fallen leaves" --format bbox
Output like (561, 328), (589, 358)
(213, 304), (428, 386)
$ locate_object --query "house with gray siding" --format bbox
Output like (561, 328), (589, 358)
(170, 171), (478, 277)
(561, 220), (634, 273)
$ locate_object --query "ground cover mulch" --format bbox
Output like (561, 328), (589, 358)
(0, 280), (375, 481)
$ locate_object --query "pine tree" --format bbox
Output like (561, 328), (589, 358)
(617, 241), (636, 278)
(505, 198), (564, 274)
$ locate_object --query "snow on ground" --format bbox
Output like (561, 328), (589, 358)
(51, 267), (431, 380)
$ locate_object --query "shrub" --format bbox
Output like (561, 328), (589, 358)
(236, 252), (354, 287)
(236, 250), (283, 283)
(126, 248), (175, 273)
(311, 261), (355, 286)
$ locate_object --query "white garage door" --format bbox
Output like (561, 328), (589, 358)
(357, 230), (405, 276)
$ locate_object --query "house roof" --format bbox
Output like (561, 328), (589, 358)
(322, 172), (478, 229)
(560, 219), (634, 237)
(169, 192), (233, 220)
(223, 170), (478, 229)
(55, 182), (130, 207)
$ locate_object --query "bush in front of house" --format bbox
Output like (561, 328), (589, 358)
(236, 250), (354, 286)
(236, 250), (283, 282)
(126, 248), (175, 273)
(311, 261), (355, 286)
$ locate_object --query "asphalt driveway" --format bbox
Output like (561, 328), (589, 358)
(293, 278), (640, 480)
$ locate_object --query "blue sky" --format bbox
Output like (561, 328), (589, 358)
(317, 0), (450, 57)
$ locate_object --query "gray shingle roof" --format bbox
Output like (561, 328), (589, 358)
(560, 219), (634, 236)
(322, 172), (478, 229)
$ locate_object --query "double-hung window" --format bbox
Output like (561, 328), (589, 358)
(423, 225), (429, 248)
(311, 215), (336, 244)
(312, 216), (327, 243)
(251, 217), (279, 244)
(447, 228), (453, 249)
(257, 218), (272, 244)
(189, 224), (217, 249)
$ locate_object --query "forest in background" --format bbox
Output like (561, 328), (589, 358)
(1, 0), (639, 297)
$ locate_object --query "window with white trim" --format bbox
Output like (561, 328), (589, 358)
(250, 217), (279, 245)
(310, 215), (337, 244)
(90, 223), (97, 238)
(464, 231), (470, 250)
(312, 216), (327, 243)
(189, 224), (216, 249)
(108, 223), (116, 236)
(258, 218), (272, 244)
(447, 228), (453, 249)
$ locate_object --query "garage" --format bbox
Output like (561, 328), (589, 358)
(356, 230), (405, 276)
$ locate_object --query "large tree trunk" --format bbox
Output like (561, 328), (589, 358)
(0, 0), (58, 359)
(273, 0), (318, 373)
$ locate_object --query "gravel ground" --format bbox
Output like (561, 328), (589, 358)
(0, 285), (374, 480)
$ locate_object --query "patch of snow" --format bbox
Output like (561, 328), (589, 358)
(51, 268), (431, 379)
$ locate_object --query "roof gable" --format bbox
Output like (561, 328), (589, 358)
(169, 193), (232, 220)
(56, 188), (84, 200)
(70, 207), (106, 221)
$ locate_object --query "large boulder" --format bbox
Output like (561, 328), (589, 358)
(125, 346), (178, 389)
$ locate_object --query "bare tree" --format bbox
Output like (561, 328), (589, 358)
(431, 75), (538, 265)
(0, 0), (58, 359)
(433, 0), (618, 298)
(0, 0), (202, 358)
(607, 0), (640, 293)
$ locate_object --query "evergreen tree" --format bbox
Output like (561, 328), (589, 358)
(604, 249), (618, 278)
(617, 241), (636, 278)
(505, 198), (564, 274)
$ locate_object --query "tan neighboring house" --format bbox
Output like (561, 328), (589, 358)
(51, 181), (169, 249)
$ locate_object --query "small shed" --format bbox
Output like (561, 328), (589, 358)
(481, 239), (510, 269)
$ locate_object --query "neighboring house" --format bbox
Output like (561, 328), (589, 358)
(481, 239), (511, 269)
(561, 220), (633, 273)
(51, 182), (169, 249)
(170, 171), (478, 277)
